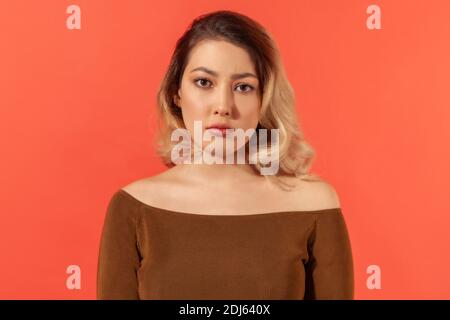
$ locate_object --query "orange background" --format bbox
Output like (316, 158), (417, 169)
(1, 0), (449, 299)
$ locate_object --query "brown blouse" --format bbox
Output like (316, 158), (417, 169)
(97, 189), (354, 300)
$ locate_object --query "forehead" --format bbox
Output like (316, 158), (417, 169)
(186, 39), (256, 75)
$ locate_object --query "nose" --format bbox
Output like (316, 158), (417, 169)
(213, 85), (233, 117)
(214, 106), (230, 117)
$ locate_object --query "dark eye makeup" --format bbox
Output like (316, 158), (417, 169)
(193, 78), (255, 93)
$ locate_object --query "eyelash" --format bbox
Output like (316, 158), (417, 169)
(193, 78), (255, 93)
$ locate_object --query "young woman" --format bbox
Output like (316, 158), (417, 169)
(97, 10), (354, 300)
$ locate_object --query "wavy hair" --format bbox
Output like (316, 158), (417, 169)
(154, 10), (322, 190)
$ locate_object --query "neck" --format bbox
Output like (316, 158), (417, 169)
(174, 161), (263, 186)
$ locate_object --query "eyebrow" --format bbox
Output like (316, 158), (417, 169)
(190, 66), (258, 80)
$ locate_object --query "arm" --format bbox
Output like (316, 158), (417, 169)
(303, 209), (354, 299)
(96, 191), (142, 299)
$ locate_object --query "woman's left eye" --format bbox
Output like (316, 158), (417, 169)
(235, 84), (254, 93)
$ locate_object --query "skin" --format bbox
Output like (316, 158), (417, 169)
(171, 39), (267, 187)
(122, 39), (338, 215)
(174, 39), (261, 154)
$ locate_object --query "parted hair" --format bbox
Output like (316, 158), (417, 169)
(154, 10), (322, 190)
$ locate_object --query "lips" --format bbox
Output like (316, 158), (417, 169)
(206, 124), (232, 137)
(209, 128), (228, 136)
(206, 124), (231, 130)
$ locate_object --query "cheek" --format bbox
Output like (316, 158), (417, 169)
(179, 94), (210, 141)
(237, 98), (260, 125)
(181, 92), (208, 121)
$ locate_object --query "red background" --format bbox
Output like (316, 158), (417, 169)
(1, 0), (449, 299)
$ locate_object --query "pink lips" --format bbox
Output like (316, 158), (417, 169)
(206, 124), (232, 137)
(208, 128), (227, 136)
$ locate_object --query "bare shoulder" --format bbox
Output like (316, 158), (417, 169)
(120, 169), (177, 205)
(121, 176), (155, 197)
(289, 177), (341, 211)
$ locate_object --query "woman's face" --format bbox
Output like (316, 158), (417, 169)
(174, 39), (261, 154)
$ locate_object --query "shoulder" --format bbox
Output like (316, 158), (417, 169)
(289, 177), (341, 211)
(307, 179), (341, 209)
(121, 177), (155, 197)
(120, 169), (179, 206)
(121, 176), (162, 200)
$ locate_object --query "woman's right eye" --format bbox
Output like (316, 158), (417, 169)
(194, 78), (212, 88)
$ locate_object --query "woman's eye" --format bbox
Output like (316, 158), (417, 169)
(236, 84), (254, 93)
(194, 78), (212, 88)
(194, 78), (254, 93)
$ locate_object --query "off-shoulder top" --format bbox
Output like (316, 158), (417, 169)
(96, 189), (354, 300)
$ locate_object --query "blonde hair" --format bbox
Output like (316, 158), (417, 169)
(154, 10), (322, 190)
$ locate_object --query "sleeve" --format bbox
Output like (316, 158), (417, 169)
(303, 209), (354, 300)
(96, 191), (142, 300)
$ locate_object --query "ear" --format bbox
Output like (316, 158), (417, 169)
(173, 89), (181, 107)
